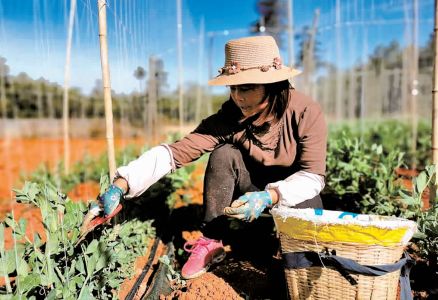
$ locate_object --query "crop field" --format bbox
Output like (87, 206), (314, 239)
(0, 119), (436, 299)
(2, 0), (438, 298)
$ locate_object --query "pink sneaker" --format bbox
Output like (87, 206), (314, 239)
(181, 237), (226, 279)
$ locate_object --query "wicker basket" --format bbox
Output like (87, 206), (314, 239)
(272, 208), (417, 300)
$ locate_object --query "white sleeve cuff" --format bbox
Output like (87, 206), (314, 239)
(265, 170), (325, 208)
(116, 144), (174, 199)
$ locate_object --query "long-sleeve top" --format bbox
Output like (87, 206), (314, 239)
(117, 89), (327, 208)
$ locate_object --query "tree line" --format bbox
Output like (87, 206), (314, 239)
(0, 31), (434, 125)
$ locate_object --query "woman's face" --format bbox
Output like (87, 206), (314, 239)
(229, 84), (267, 118)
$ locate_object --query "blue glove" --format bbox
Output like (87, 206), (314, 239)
(224, 191), (273, 222)
(96, 184), (124, 216)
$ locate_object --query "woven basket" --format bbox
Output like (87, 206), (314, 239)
(272, 208), (417, 300)
(279, 234), (403, 300)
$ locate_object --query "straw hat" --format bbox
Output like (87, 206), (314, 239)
(208, 35), (301, 86)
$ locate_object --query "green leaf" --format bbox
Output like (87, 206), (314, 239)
(414, 172), (428, 195)
(95, 251), (107, 273)
(0, 223), (4, 251)
(413, 231), (427, 239)
(99, 173), (110, 194)
(18, 218), (27, 236)
(19, 273), (41, 292)
(17, 258), (29, 276)
(85, 240), (98, 255)
(3, 216), (16, 230)
(78, 285), (93, 300)
(76, 256), (85, 275)
(3, 250), (17, 274)
(399, 191), (416, 205)
(70, 275), (85, 292)
(47, 235), (60, 254)
(45, 288), (57, 300)
(85, 254), (97, 276)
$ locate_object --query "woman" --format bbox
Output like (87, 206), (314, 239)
(88, 35), (327, 279)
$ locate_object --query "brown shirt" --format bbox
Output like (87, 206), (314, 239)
(169, 89), (327, 176)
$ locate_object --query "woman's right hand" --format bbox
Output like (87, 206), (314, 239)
(77, 179), (127, 243)
(98, 184), (125, 216)
(90, 178), (127, 217)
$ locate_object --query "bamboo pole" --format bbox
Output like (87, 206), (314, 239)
(411, 0), (419, 170)
(207, 34), (214, 116)
(286, 0), (294, 68)
(176, 0), (184, 131)
(303, 9), (319, 96)
(431, 0), (438, 205)
(0, 59), (6, 119)
(195, 17), (205, 124)
(62, 0), (76, 175)
(335, 0), (342, 122)
(359, 27), (368, 138)
(147, 56), (158, 143)
(97, 0), (116, 181)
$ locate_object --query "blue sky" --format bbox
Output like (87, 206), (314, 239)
(0, 0), (435, 95)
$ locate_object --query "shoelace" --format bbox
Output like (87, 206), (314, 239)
(183, 238), (213, 256)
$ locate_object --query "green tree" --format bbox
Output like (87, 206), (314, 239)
(133, 66), (146, 93)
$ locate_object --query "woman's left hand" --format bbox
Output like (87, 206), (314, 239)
(224, 191), (273, 222)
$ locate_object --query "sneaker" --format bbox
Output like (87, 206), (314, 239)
(181, 236), (226, 279)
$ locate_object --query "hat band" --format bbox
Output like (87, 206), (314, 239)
(218, 57), (283, 76)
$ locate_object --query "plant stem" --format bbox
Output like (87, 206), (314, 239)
(0, 250), (12, 293)
(11, 210), (22, 296)
(78, 274), (91, 298)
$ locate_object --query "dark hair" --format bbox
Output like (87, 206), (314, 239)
(264, 80), (292, 121)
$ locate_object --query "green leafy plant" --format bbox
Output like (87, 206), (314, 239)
(323, 133), (405, 215)
(0, 179), (155, 299)
(158, 255), (186, 290)
(165, 164), (196, 208)
(329, 119), (431, 169)
(399, 165), (438, 258)
(413, 205), (438, 258)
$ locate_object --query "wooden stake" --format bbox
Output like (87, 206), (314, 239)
(431, 0), (438, 205)
(176, 0), (184, 131)
(195, 17), (205, 124)
(303, 9), (319, 96)
(335, 0), (342, 122)
(97, 0), (117, 181)
(411, 0), (419, 170)
(286, 0), (294, 68)
(62, 0), (77, 175)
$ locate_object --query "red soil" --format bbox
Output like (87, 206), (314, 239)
(67, 181), (101, 202)
(160, 273), (243, 300)
(0, 137), (145, 201)
(1, 203), (46, 251)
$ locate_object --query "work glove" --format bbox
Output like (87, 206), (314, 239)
(76, 184), (125, 246)
(89, 184), (125, 217)
(223, 191), (273, 222)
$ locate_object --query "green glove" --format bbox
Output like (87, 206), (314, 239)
(224, 191), (273, 222)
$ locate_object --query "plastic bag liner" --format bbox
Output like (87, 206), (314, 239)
(271, 208), (417, 246)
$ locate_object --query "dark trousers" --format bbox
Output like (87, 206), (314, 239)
(201, 144), (322, 238)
